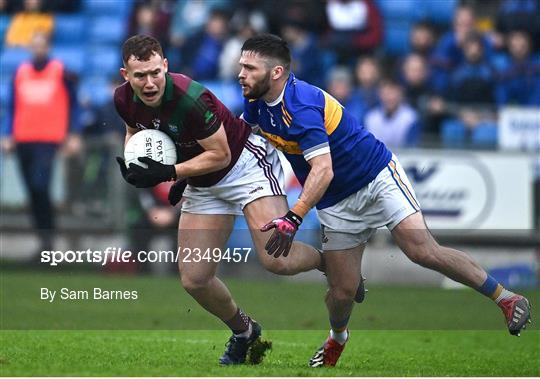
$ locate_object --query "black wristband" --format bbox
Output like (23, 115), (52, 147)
(285, 210), (303, 227)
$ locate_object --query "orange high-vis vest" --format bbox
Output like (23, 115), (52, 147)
(13, 59), (69, 143)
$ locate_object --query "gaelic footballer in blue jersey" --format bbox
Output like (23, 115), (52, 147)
(238, 34), (531, 368)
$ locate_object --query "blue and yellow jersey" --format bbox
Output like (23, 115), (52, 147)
(242, 73), (391, 209)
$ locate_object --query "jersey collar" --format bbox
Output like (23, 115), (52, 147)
(132, 73), (174, 104)
(264, 73), (294, 107)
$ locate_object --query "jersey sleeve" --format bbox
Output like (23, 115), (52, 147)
(289, 106), (330, 161)
(240, 98), (259, 129)
(187, 91), (221, 140)
(113, 87), (131, 127)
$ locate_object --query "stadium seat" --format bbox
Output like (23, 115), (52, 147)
(87, 46), (121, 77)
(441, 119), (466, 148)
(0, 48), (31, 77)
(53, 15), (88, 45)
(384, 22), (411, 56)
(422, 0), (457, 25)
(0, 15), (10, 44)
(51, 46), (85, 74)
(376, 0), (424, 21)
(471, 123), (498, 148)
(83, 0), (133, 17)
(78, 76), (111, 106)
(201, 81), (244, 114)
(0, 77), (12, 108)
(88, 16), (126, 45)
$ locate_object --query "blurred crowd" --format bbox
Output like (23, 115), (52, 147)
(1, 0), (539, 261)
(2, 0), (540, 149)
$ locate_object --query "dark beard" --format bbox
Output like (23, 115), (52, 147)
(244, 71), (271, 99)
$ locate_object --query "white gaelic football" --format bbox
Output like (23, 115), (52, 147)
(124, 129), (178, 168)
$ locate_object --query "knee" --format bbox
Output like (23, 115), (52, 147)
(328, 285), (357, 304)
(180, 274), (212, 294)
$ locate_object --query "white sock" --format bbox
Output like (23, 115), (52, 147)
(495, 288), (515, 304)
(330, 329), (348, 345)
(234, 322), (252, 338)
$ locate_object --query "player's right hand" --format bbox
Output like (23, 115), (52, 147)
(116, 157), (137, 186)
(168, 179), (188, 206)
(260, 210), (302, 258)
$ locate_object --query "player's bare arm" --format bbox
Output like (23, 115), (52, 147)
(174, 123), (231, 179)
(296, 153), (334, 213)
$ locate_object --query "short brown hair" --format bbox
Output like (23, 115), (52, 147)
(122, 34), (164, 64)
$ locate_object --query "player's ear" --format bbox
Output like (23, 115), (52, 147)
(120, 67), (128, 81)
(163, 58), (168, 73)
(272, 66), (285, 80)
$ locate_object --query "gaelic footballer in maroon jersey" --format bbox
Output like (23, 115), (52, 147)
(114, 72), (250, 187)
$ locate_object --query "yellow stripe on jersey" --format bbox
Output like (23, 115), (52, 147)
(281, 104), (292, 126)
(389, 160), (421, 210)
(282, 104), (292, 122)
(260, 130), (303, 155)
(322, 91), (343, 135)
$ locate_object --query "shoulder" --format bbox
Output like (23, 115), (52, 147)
(285, 76), (325, 112)
(113, 81), (132, 112)
(399, 104), (418, 122)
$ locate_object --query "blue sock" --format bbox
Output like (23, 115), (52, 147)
(477, 275), (499, 298)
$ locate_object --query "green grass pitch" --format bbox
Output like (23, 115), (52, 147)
(1, 270), (539, 376)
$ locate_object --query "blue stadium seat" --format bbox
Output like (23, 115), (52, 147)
(78, 76), (112, 106)
(87, 46), (121, 77)
(88, 16), (126, 45)
(422, 0), (457, 25)
(441, 119), (466, 148)
(0, 15), (11, 44)
(0, 76), (12, 108)
(84, 0), (133, 17)
(471, 123), (498, 148)
(384, 22), (411, 56)
(376, 0), (424, 21)
(53, 15), (88, 45)
(0, 48), (31, 77)
(51, 46), (85, 74)
(201, 81), (244, 114)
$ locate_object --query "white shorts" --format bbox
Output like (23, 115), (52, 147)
(181, 134), (285, 215)
(317, 155), (420, 251)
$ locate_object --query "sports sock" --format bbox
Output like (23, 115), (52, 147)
(224, 308), (251, 336)
(330, 329), (348, 345)
(477, 275), (515, 303)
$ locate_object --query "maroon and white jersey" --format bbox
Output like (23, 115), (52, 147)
(114, 73), (251, 187)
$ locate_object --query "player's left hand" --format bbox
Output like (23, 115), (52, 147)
(127, 157), (177, 188)
(260, 211), (302, 258)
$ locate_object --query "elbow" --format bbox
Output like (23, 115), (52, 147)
(218, 149), (231, 170)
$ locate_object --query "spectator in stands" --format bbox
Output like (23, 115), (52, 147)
(496, 30), (540, 106)
(280, 16), (325, 88)
(323, 0), (382, 64)
(496, 0), (540, 53)
(4, 0), (53, 47)
(431, 5), (494, 94)
(442, 32), (498, 148)
(409, 21), (436, 58)
(0, 33), (81, 256)
(352, 56), (380, 113)
(401, 53), (431, 111)
(129, 0), (174, 51)
(181, 9), (230, 81)
(219, 12), (264, 81)
(401, 53), (446, 142)
(169, 0), (229, 51)
(364, 78), (420, 148)
(326, 66), (365, 123)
